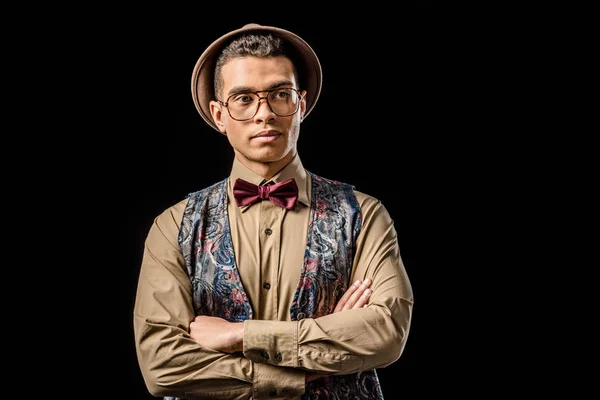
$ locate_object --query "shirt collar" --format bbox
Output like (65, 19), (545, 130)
(229, 154), (310, 210)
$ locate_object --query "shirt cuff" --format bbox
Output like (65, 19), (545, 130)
(252, 362), (305, 399)
(243, 320), (298, 368)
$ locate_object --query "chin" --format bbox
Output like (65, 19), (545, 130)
(255, 155), (283, 164)
(251, 148), (286, 163)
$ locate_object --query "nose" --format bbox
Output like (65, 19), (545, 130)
(253, 96), (276, 123)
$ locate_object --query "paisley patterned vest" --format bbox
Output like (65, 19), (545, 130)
(172, 171), (384, 399)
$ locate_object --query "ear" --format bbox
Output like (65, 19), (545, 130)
(209, 100), (227, 134)
(299, 90), (308, 121)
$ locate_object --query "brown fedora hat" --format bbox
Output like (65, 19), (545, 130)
(191, 23), (323, 132)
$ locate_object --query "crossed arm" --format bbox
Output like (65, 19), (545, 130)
(189, 279), (373, 382)
(134, 197), (413, 399)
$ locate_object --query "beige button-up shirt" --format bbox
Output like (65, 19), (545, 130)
(133, 155), (413, 399)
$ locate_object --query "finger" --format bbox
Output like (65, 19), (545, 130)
(346, 289), (373, 310)
(352, 288), (371, 309)
(334, 280), (361, 312)
(343, 286), (371, 311)
(342, 279), (371, 311)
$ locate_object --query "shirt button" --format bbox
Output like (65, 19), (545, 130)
(264, 228), (272, 235)
(263, 282), (271, 290)
(275, 352), (282, 362)
(260, 350), (269, 360)
(269, 390), (277, 397)
(297, 312), (306, 320)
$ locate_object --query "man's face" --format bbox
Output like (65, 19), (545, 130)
(210, 56), (306, 169)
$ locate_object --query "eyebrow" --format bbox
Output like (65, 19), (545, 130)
(227, 80), (295, 97)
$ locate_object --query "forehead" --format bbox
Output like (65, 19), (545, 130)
(220, 56), (298, 91)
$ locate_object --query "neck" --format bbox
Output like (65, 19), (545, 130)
(236, 151), (295, 180)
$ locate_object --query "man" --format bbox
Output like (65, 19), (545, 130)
(133, 23), (413, 400)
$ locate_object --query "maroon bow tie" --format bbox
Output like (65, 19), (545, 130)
(232, 178), (298, 210)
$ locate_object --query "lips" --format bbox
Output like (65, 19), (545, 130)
(252, 130), (282, 142)
(253, 130), (281, 138)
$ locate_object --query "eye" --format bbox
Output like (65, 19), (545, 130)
(271, 89), (293, 101)
(231, 93), (255, 104)
(275, 89), (292, 99)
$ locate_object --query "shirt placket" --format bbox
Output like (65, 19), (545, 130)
(259, 199), (283, 320)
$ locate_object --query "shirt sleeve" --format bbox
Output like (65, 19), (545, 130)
(133, 200), (305, 399)
(243, 195), (414, 375)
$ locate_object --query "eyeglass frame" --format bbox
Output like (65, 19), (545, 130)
(216, 87), (305, 121)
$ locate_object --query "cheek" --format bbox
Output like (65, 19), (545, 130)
(288, 118), (302, 140)
(223, 126), (244, 147)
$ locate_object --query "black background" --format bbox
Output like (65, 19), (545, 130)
(59, 3), (490, 398)
(11, 3), (559, 396)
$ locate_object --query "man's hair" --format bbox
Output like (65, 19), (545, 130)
(214, 33), (301, 100)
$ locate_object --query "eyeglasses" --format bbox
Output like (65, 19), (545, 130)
(217, 88), (303, 121)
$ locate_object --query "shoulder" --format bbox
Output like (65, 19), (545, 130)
(153, 197), (189, 232)
(308, 171), (384, 212)
(158, 178), (228, 226)
(308, 171), (356, 193)
(353, 189), (395, 226)
(354, 189), (383, 212)
(144, 197), (189, 248)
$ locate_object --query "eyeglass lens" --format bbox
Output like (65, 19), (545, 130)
(227, 88), (300, 120)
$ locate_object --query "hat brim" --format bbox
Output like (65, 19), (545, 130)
(191, 23), (322, 132)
